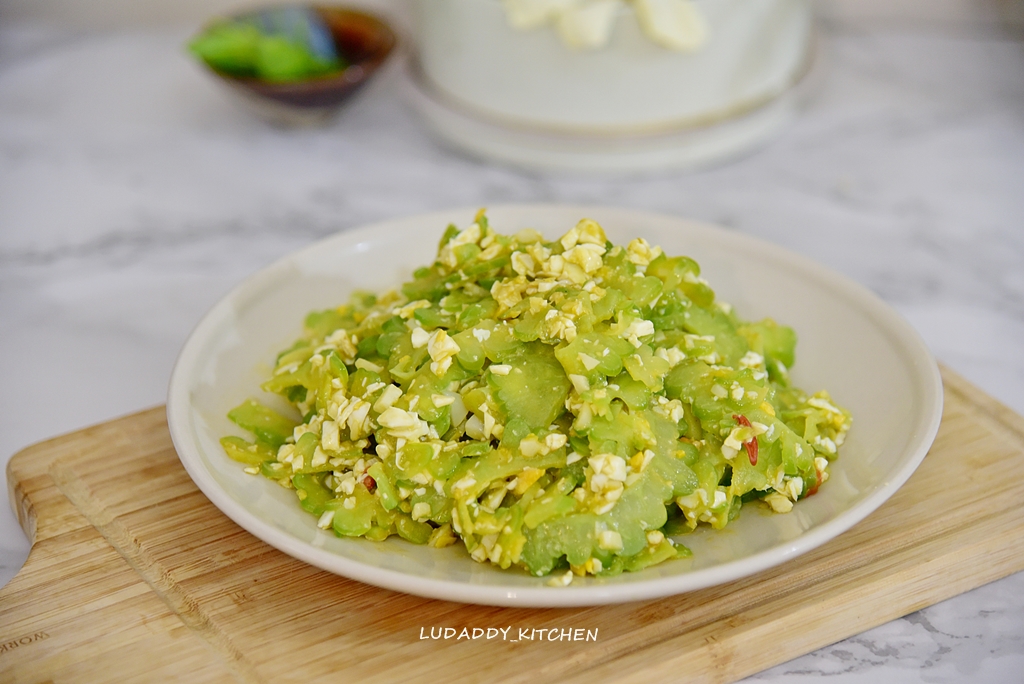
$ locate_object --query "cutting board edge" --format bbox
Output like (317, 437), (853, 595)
(6, 405), (168, 545)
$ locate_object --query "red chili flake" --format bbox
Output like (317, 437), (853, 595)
(732, 414), (758, 466)
(806, 465), (824, 497)
(362, 475), (377, 493)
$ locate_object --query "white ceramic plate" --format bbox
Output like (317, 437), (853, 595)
(167, 205), (943, 607)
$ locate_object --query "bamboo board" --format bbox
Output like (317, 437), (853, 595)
(3, 367), (1024, 684)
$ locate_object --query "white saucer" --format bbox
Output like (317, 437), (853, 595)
(404, 46), (819, 175)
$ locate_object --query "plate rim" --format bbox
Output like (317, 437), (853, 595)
(167, 204), (943, 607)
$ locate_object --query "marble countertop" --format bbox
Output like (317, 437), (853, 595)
(2, 4), (1023, 681)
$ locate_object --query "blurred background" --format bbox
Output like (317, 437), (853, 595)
(1, 0), (1023, 680)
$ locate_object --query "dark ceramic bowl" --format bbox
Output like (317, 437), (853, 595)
(199, 5), (397, 124)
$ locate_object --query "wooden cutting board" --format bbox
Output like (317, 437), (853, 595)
(3, 366), (1024, 684)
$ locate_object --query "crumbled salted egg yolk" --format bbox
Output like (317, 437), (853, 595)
(411, 502), (432, 522)
(395, 299), (431, 320)
(764, 492), (793, 513)
(621, 318), (655, 347)
(807, 396), (843, 415)
(513, 467), (545, 496)
(491, 277), (526, 311)
(317, 510), (335, 529)
(465, 403), (503, 441)
(568, 373), (591, 393)
(410, 327), (430, 349)
(335, 397), (373, 440)
(654, 346), (686, 368)
(739, 350), (765, 369)
(321, 419), (341, 452)
(560, 218), (606, 250)
(546, 570), (574, 587)
(324, 328), (358, 361)
(782, 476), (803, 501)
(510, 250), (536, 277)
(427, 329), (461, 376)
(518, 432), (568, 458)
(652, 396), (685, 424)
(584, 453), (629, 514)
(431, 393), (456, 408)
(813, 435), (838, 454)
(543, 309), (578, 342)
(676, 487), (708, 512)
(377, 406), (429, 441)
(589, 453), (628, 483)
(683, 334), (714, 349)
(626, 237), (663, 268)
(354, 358), (382, 374)
(562, 243), (605, 274)
(372, 384), (403, 414)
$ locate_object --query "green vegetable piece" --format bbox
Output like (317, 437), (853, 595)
(428, 446), (462, 480)
(368, 462), (399, 511)
(396, 442), (434, 479)
(275, 342), (314, 370)
(396, 515), (433, 544)
(287, 431), (331, 473)
(357, 335), (380, 358)
(554, 333), (633, 381)
(220, 436), (276, 465)
(459, 300), (499, 328)
(480, 322), (520, 362)
(413, 306), (453, 330)
(437, 224), (460, 250)
(401, 268), (451, 303)
(452, 329), (486, 372)
(743, 319), (797, 372)
(523, 493), (577, 529)
(622, 345), (670, 391)
(227, 399), (297, 448)
(607, 374), (651, 411)
(294, 473), (333, 515)
(623, 538), (682, 572)
(329, 484), (376, 537)
(260, 360), (312, 395)
(305, 309), (347, 339)
(489, 343), (571, 430)
(260, 461), (288, 479)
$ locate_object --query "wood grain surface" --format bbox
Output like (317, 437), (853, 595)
(3, 366), (1024, 684)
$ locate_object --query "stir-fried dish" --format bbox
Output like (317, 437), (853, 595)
(222, 213), (852, 585)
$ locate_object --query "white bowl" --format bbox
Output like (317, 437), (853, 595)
(408, 0), (813, 134)
(405, 0), (815, 172)
(167, 205), (942, 607)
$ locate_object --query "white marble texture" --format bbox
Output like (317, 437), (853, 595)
(1, 4), (1023, 681)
